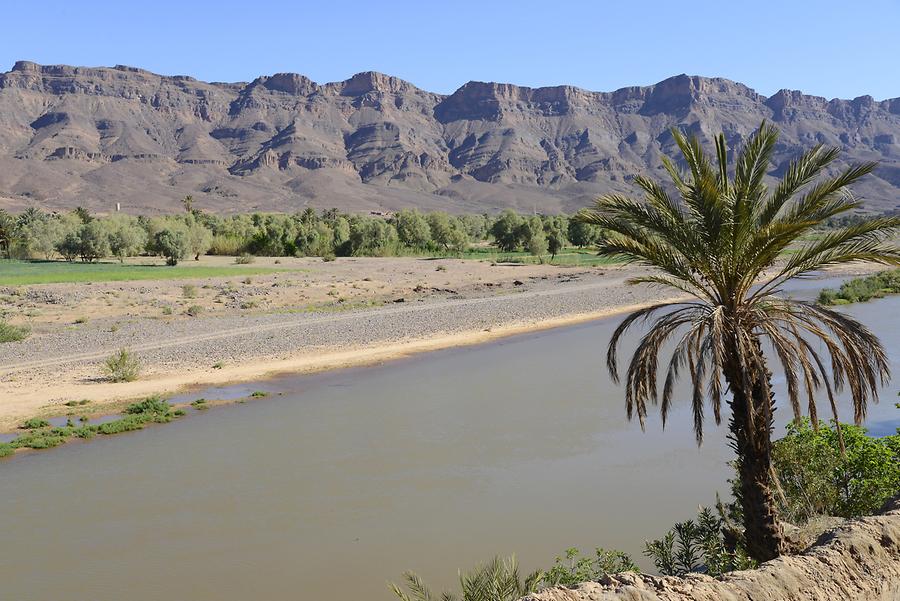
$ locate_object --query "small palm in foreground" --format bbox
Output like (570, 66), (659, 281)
(390, 556), (542, 601)
(577, 122), (900, 562)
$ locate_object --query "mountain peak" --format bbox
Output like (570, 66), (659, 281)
(340, 71), (417, 96)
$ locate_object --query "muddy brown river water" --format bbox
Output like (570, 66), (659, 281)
(2, 279), (898, 600)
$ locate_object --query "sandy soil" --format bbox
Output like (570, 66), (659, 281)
(0, 254), (577, 328)
(0, 257), (883, 433)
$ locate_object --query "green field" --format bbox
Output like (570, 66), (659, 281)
(0, 260), (294, 286)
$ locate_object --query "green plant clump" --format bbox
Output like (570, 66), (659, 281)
(103, 348), (141, 382)
(543, 547), (637, 588)
(0, 320), (29, 343)
(21, 417), (50, 429)
(1, 395), (184, 457)
(391, 556), (541, 601)
(771, 418), (900, 522)
(818, 269), (900, 305)
(644, 506), (755, 577)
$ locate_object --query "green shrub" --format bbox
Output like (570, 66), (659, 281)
(185, 304), (203, 316)
(103, 348), (141, 382)
(643, 506), (754, 577)
(124, 395), (170, 415)
(64, 399), (91, 407)
(234, 253), (255, 264)
(0, 320), (29, 343)
(818, 269), (900, 305)
(74, 316), (89, 324)
(20, 434), (67, 449)
(21, 417), (50, 429)
(0, 443), (13, 457)
(772, 419), (900, 521)
(249, 390), (268, 398)
(181, 284), (198, 298)
(543, 548), (637, 588)
(98, 416), (146, 434)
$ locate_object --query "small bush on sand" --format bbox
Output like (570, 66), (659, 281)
(181, 284), (198, 298)
(103, 348), (141, 382)
(234, 253), (255, 264)
(0, 320), (29, 343)
(185, 304), (203, 317)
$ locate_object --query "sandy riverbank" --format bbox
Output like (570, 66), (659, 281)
(0, 259), (882, 432)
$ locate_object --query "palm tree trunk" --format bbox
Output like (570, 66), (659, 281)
(723, 345), (785, 563)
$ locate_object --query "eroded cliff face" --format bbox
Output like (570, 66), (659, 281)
(524, 496), (900, 601)
(1, 61), (899, 215)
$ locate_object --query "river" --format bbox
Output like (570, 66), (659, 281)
(1, 282), (898, 600)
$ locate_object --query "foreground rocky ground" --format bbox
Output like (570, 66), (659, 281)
(526, 496), (900, 601)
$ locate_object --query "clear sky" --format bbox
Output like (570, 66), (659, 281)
(3, 0), (897, 100)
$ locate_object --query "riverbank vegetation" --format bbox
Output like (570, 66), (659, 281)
(817, 269), (900, 305)
(0, 395), (183, 457)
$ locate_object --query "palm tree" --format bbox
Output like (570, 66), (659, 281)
(576, 122), (900, 562)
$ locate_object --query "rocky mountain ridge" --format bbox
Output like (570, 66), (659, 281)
(0, 60), (898, 214)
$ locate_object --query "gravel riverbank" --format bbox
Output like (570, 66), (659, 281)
(0, 262), (880, 431)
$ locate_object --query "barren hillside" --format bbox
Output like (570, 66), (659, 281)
(1, 61), (898, 215)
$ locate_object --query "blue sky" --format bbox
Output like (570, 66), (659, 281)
(3, 0), (897, 100)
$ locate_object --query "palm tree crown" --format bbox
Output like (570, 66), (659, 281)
(577, 121), (900, 561)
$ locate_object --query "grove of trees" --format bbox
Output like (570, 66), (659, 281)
(0, 203), (606, 264)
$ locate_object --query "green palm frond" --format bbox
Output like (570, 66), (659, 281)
(390, 556), (541, 601)
(577, 121), (899, 444)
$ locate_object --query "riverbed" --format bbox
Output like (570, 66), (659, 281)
(1, 285), (897, 601)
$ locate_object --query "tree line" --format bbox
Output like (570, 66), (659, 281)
(0, 202), (605, 265)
